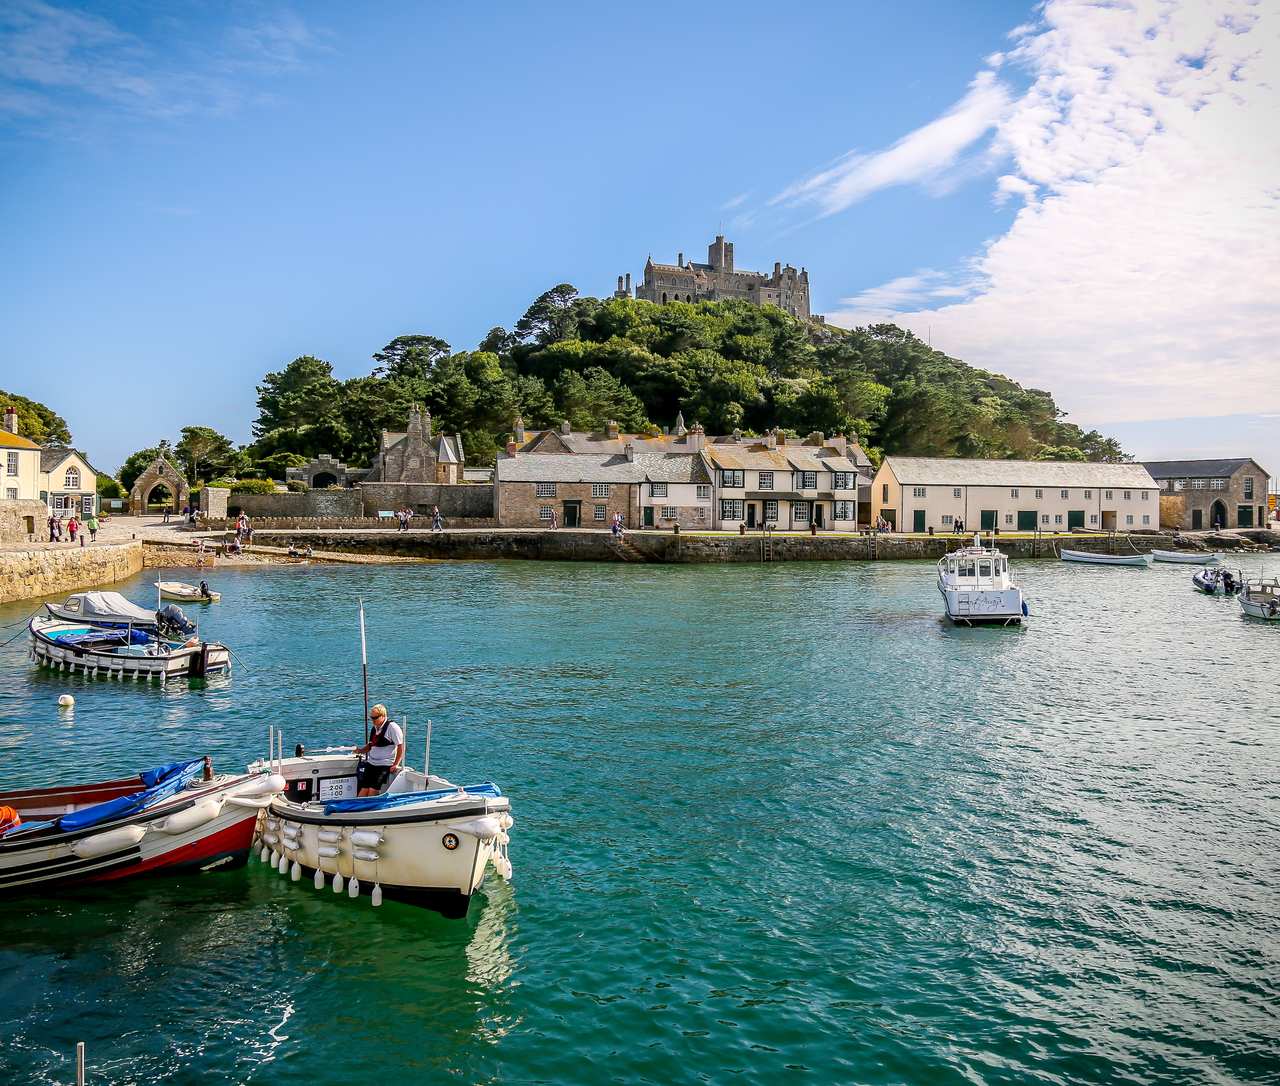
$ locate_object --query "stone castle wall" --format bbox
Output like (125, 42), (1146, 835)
(0, 541), (144, 604)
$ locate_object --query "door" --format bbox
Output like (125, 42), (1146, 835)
(912, 509), (926, 533)
(563, 502), (580, 528)
(746, 504), (757, 529)
(813, 504), (824, 528)
(1209, 500), (1227, 529)
(980, 510), (996, 531)
(1192, 508), (1203, 529)
(1017, 510), (1037, 531)
(1101, 510), (1117, 530)
(1067, 509), (1085, 530)
(642, 505), (654, 528)
(1238, 505), (1254, 528)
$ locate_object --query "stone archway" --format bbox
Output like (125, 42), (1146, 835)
(311, 471), (338, 489)
(130, 456), (190, 515)
(1209, 499), (1228, 530)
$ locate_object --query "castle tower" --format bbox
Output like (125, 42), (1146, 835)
(708, 235), (733, 273)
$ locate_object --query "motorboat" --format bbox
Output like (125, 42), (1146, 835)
(1060, 549), (1151, 567)
(45, 590), (196, 639)
(250, 733), (513, 918)
(1238, 577), (1280, 621)
(29, 616), (231, 681)
(157, 580), (220, 603)
(1152, 550), (1222, 565)
(937, 535), (1026, 626)
(1192, 567), (1241, 596)
(0, 757), (283, 895)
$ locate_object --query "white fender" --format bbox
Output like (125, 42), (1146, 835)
(332, 873), (344, 893)
(290, 861), (301, 881)
(451, 815), (501, 840)
(71, 824), (146, 858)
(350, 829), (383, 847)
(238, 774), (286, 798)
(155, 798), (223, 835)
(262, 832), (279, 845)
(353, 848), (380, 862)
(371, 883), (383, 907)
(348, 878), (360, 898)
(317, 845), (340, 858)
(265, 817), (279, 830)
(318, 828), (342, 843)
(313, 867), (325, 890)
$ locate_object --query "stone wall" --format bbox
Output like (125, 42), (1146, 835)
(0, 541), (143, 604)
(224, 489), (363, 519)
(200, 515), (495, 530)
(358, 483), (492, 519)
(497, 482), (636, 528)
(199, 486), (230, 520)
(0, 500), (47, 546)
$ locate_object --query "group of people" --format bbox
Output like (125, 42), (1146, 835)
(874, 515), (892, 533)
(609, 512), (626, 539)
(394, 506), (445, 531)
(46, 511), (99, 545)
(951, 517), (968, 534)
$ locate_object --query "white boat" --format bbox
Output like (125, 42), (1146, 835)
(157, 580), (220, 603)
(1191, 568), (1241, 596)
(0, 758), (282, 895)
(937, 535), (1026, 626)
(249, 739), (513, 918)
(1151, 550), (1222, 565)
(45, 591), (196, 638)
(1238, 577), (1280, 621)
(29, 616), (231, 681)
(1060, 549), (1152, 567)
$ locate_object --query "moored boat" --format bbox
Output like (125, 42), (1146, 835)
(29, 616), (231, 681)
(1192, 567), (1241, 596)
(1238, 577), (1280, 621)
(1060, 549), (1151, 567)
(45, 590), (196, 638)
(0, 758), (283, 895)
(251, 743), (513, 918)
(157, 580), (221, 603)
(937, 535), (1026, 626)
(1152, 549), (1222, 565)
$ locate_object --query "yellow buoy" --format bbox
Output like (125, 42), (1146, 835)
(58, 694), (75, 709)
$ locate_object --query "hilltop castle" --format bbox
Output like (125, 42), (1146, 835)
(614, 234), (812, 320)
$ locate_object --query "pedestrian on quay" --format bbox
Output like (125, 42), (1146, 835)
(432, 506), (443, 532)
(47, 513), (56, 542)
(54, 514), (63, 542)
(549, 509), (558, 530)
(86, 513), (99, 542)
(67, 514), (79, 543)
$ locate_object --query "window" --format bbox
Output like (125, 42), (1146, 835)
(720, 469), (744, 488)
(5, 488), (16, 500)
(793, 502), (810, 524)
(942, 514), (953, 526)
(1053, 514), (1063, 524)
(1085, 490), (1092, 499)
(1041, 513), (1050, 524)
(538, 506), (553, 523)
(594, 504), (606, 522)
(82, 495), (93, 515)
(1010, 488), (1019, 498)
(661, 506), (677, 520)
(592, 483), (610, 498)
(834, 501), (854, 520)
(64, 467), (80, 490)
(1126, 514), (1134, 525)
(1105, 490), (1113, 500)
(535, 482), (556, 498)
(650, 482), (668, 498)
(1123, 490), (1131, 500)
(696, 484), (711, 501)
(1141, 490), (1149, 500)
(1035, 489), (1043, 499)
(953, 488), (962, 499)
(758, 471), (774, 490)
(696, 507), (706, 522)
(834, 472), (852, 490)
(1057, 490), (1066, 499)
(1090, 514), (1098, 524)
(5, 451), (16, 476)
(1191, 479), (1206, 490)
(1142, 514), (1150, 525)
(1244, 476), (1255, 499)
(912, 486), (926, 498)
(1210, 478), (1225, 490)
(799, 471), (817, 490)
(720, 499), (744, 520)
(882, 483), (889, 502)
(1174, 479), (1186, 491)
(1004, 513), (1014, 525)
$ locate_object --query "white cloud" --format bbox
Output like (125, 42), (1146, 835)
(828, 0), (1280, 426)
(772, 70), (1011, 216)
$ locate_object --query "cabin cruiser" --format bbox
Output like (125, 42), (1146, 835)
(45, 591), (196, 639)
(1238, 577), (1280, 621)
(250, 731), (513, 918)
(29, 615), (230, 681)
(937, 535), (1027, 626)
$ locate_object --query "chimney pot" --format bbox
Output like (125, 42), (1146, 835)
(560, 420), (571, 435)
(2, 406), (16, 435)
(624, 442), (635, 462)
(505, 440), (517, 456)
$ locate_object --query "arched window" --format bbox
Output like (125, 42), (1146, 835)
(661, 292), (667, 303)
(65, 467), (80, 490)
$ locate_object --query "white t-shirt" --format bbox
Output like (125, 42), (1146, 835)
(366, 720), (404, 766)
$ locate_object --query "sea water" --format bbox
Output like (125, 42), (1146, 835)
(0, 558), (1277, 1084)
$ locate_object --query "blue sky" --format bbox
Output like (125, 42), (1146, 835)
(1, 0), (1276, 480)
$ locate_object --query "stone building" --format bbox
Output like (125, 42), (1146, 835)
(1143, 458), (1271, 530)
(362, 404), (465, 485)
(494, 452), (645, 529)
(615, 234), (812, 320)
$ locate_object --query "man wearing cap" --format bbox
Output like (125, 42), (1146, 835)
(355, 704), (404, 796)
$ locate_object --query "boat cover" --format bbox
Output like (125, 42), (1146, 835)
(57, 758), (205, 832)
(62, 592), (157, 625)
(324, 782), (502, 816)
(49, 628), (151, 646)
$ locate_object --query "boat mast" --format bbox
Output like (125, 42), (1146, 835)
(359, 598), (370, 743)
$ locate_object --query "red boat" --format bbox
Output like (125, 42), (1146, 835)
(0, 758), (283, 894)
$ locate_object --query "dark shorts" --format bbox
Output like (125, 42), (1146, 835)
(357, 762), (391, 792)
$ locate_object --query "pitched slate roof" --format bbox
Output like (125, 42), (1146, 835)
(1142, 458), (1268, 479)
(39, 446), (105, 477)
(883, 456), (1159, 489)
(496, 453), (646, 484)
(632, 452), (712, 484)
(707, 444), (864, 476)
(0, 430), (40, 450)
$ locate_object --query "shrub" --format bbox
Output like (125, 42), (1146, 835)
(285, 479), (308, 492)
(230, 478), (279, 494)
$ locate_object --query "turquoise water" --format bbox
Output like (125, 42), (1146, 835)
(1, 557), (1278, 1085)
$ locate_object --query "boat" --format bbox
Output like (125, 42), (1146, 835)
(0, 757), (283, 895)
(157, 580), (220, 603)
(937, 535), (1027, 626)
(250, 736), (513, 918)
(1192, 567), (1241, 596)
(1238, 577), (1280, 621)
(45, 590), (196, 639)
(1059, 549), (1152, 567)
(29, 616), (231, 681)
(1151, 550), (1222, 565)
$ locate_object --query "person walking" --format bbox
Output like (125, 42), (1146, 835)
(549, 508), (558, 530)
(431, 505), (443, 532)
(47, 513), (56, 543)
(67, 515), (79, 544)
(86, 513), (99, 543)
(53, 514), (63, 542)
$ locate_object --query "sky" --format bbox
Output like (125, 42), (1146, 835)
(0, 0), (1276, 480)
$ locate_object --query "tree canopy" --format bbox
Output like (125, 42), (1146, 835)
(0, 389), (71, 445)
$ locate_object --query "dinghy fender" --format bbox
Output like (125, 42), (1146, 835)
(154, 798), (224, 835)
(71, 824), (147, 858)
(451, 815), (502, 840)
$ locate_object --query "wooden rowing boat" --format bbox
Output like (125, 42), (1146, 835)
(1059, 549), (1151, 567)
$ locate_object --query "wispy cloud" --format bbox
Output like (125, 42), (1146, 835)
(721, 191), (751, 210)
(772, 70), (1011, 216)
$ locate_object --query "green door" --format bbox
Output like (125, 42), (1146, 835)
(1068, 509), (1085, 530)
(643, 506), (654, 527)
(1017, 510), (1038, 531)
(1238, 505), (1254, 528)
(980, 510), (996, 531)
(912, 509), (926, 533)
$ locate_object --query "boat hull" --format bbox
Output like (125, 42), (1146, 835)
(29, 618), (230, 681)
(1060, 549), (1151, 566)
(938, 586), (1023, 625)
(1152, 550), (1221, 565)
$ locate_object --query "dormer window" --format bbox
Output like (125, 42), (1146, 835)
(64, 467), (80, 490)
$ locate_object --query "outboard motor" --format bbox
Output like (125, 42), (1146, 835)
(156, 603), (197, 639)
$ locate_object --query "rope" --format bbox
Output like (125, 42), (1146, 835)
(225, 644), (253, 673)
(0, 611), (40, 647)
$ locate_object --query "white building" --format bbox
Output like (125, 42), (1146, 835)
(871, 457), (1161, 533)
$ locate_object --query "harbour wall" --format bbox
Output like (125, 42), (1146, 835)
(220, 485), (493, 521)
(0, 541), (144, 604)
(243, 529), (1188, 564)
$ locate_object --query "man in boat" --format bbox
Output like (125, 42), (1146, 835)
(355, 704), (404, 796)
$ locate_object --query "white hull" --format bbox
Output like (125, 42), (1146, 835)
(1152, 550), (1221, 565)
(1060, 549), (1151, 566)
(29, 617), (230, 681)
(157, 581), (220, 603)
(939, 586), (1024, 625)
(1239, 599), (1280, 620)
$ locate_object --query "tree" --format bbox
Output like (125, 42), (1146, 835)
(175, 425), (238, 483)
(253, 356), (342, 439)
(372, 335), (452, 380)
(514, 284), (582, 346)
(96, 475), (126, 498)
(0, 389), (71, 445)
(117, 441), (171, 491)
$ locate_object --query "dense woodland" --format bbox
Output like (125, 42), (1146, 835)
(11, 287), (1129, 490)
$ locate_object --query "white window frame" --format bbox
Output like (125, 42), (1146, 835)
(661, 505), (677, 520)
(1141, 490), (1149, 500)
(912, 486), (926, 498)
(1004, 513), (1013, 524)
(650, 482), (668, 498)
(764, 499), (778, 522)
(1035, 489), (1043, 499)
(64, 467), (80, 490)
(593, 504), (606, 521)
(696, 484), (711, 501)
(834, 500), (854, 520)
(1054, 514), (1063, 525)
(591, 483), (610, 499)
(535, 482), (556, 498)
(538, 506), (553, 523)
(1244, 476), (1255, 499)
(5, 487), (16, 500)
(1210, 479), (1225, 490)
(720, 498), (744, 521)
(1060, 490), (1069, 499)
(1090, 514), (1098, 524)
(757, 471), (773, 490)
(792, 502), (810, 525)
(1010, 488), (1019, 498)
(799, 471), (817, 490)
(1126, 514), (1134, 525)
(1041, 513), (1050, 524)
(941, 514), (953, 526)
(1123, 490), (1132, 500)
(1142, 514), (1150, 525)
(1191, 480), (1206, 490)
(5, 451), (17, 476)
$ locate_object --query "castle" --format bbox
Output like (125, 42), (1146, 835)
(614, 234), (812, 320)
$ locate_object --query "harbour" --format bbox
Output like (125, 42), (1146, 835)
(2, 557), (1277, 1084)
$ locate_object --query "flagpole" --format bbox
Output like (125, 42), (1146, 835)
(359, 598), (369, 743)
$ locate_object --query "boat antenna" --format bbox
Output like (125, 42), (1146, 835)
(359, 597), (370, 743)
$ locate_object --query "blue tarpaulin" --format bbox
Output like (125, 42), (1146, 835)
(57, 758), (205, 832)
(324, 782), (502, 816)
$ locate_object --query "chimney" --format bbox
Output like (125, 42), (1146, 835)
(624, 442), (635, 462)
(617, 275), (624, 293)
(765, 428), (777, 450)
(606, 419), (619, 439)
(686, 423), (705, 452)
(625, 272), (632, 293)
(807, 431), (824, 446)
(674, 410), (687, 437)
(776, 431), (786, 446)
(560, 419), (571, 435)
(513, 414), (526, 444)
(828, 433), (847, 455)
(2, 406), (15, 435)
(732, 428), (742, 443)
(505, 440), (518, 456)
(678, 251), (684, 267)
